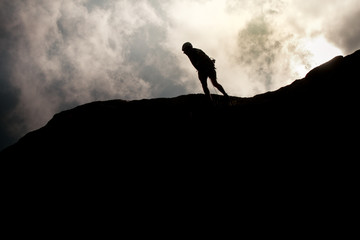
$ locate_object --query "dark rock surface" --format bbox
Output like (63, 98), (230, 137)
(1, 50), (358, 183)
(2, 49), (358, 161)
(1, 50), (358, 228)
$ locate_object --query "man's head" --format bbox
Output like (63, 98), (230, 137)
(182, 42), (193, 54)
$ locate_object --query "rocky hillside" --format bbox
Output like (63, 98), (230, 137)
(1, 49), (359, 162)
(0, 51), (360, 221)
(2, 50), (358, 228)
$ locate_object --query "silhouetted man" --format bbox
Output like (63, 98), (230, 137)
(182, 42), (228, 101)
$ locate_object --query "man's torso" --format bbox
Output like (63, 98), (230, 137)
(187, 48), (214, 71)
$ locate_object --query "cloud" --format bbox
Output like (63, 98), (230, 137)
(1, 0), (360, 150)
(283, 0), (360, 54)
(0, 0), (188, 149)
(325, 6), (360, 54)
(232, 2), (314, 93)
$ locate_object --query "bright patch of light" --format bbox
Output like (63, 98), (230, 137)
(306, 36), (343, 66)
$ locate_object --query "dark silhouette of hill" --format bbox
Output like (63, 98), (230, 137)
(0, 50), (358, 175)
(1, 50), (358, 229)
(2, 49), (358, 161)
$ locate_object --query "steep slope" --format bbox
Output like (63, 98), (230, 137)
(1, 49), (359, 161)
(1, 50), (358, 230)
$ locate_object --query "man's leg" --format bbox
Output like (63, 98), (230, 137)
(209, 69), (228, 97)
(198, 71), (212, 101)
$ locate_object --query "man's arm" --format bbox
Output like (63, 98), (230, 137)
(196, 49), (214, 69)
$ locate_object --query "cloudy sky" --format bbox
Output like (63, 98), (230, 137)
(1, 0), (360, 150)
